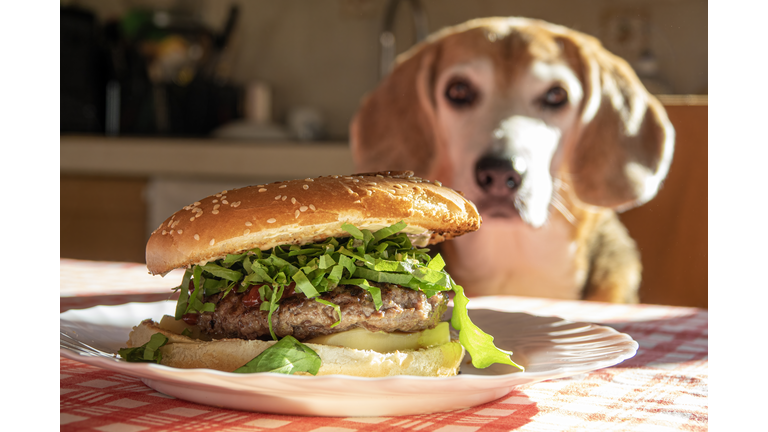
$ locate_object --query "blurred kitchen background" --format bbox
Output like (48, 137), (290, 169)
(60, 0), (707, 308)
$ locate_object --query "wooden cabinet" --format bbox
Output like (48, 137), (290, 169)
(60, 174), (149, 263)
(619, 96), (708, 308)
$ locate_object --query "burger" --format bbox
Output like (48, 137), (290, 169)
(121, 171), (521, 377)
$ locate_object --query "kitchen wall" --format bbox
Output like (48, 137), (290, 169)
(62, 0), (707, 139)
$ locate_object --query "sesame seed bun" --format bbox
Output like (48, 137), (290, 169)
(146, 171), (481, 276)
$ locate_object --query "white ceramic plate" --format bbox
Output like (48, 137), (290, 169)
(60, 301), (637, 416)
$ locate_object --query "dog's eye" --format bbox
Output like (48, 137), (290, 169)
(445, 79), (478, 108)
(542, 86), (568, 108)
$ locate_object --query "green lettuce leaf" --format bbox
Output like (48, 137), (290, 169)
(340, 278), (383, 310)
(265, 285), (284, 340)
(118, 333), (168, 363)
(204, 278), (227, 296)
(200, 263), (244, 282)
(222, 252), (248, 265)
(233, 335), (321, 375)
(174, 269), (192, 320)
(315, 298), (342, 327)
(372, 220), (407, 242)
(340, 223), (364, 240)
(292, 270), (320, 298)
(352, 267), (414, 285)
(450, 280), (523, 370)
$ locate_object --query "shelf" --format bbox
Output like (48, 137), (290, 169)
(60, 135), (355, 180)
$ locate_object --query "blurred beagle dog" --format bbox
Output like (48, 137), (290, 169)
(350, 17), (674, 303)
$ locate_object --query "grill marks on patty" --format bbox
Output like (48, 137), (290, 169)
(194, 284), (448, 341)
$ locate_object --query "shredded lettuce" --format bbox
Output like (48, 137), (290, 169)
(315, 299), (342, 327)
(172, 221), (522, 370)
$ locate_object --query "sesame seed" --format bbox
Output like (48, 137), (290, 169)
(305, 178), (314, 182)
(194, 201), (201, 206)
(291, 198), (296, 204)
(212, 210), (219, 215)
(300, 206), (308, 212)
(210, 239), (215, 246)
(245, 221), (252, 226)
(214, 204), (221, 210)
(279, 185), (287, 189)
(295, 210), (300, 218)
(232, 201), (241, 207)
(244, 229), (250, 235)
(162, 230), (167, 235)
(435, 180), (442, 186)
(353, 179), (359, 182)
(167, 220), (173, 227)
(190, 217), (195, 221)
(194, 234), (200, 240)
(367, 182), (377, 186)
(172, 221), (179, 228)
(344, 176), (353, 180)
(282, 196), (287, 201)
(222, 200), (229, 205)
(177, 230), (183, 234)
(257, 184), (265, 187)
(222, 190), (228, 194)
(212, 199), (218, 203)
(215, 194), (222, 198)
(366, 190), (373, 196)
(259, 188), (267, 192)
(309, 204), (316, 211)
(275, 195), (281, 200)
(267, 218), (277, 223)
(376, 174), (384, 178)
(303, 185), (309, 190)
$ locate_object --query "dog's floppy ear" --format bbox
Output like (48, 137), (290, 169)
(350, 44), (448, 180)
(565, 35), (675, 211)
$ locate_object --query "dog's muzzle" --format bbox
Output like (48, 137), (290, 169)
(474, 154), (526, 197)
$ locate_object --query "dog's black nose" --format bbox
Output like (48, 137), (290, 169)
(475, 155), (523, 196)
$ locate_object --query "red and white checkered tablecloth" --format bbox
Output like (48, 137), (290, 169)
(60, 259), (707, 431)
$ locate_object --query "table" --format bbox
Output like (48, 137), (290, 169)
(60, 259), (708, 431)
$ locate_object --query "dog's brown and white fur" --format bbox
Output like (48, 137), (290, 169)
(350, 18), (674, 303)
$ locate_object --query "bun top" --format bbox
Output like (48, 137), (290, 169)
(146, 171), (481, 275)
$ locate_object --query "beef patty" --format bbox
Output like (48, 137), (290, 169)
(193, 283), (448, 341)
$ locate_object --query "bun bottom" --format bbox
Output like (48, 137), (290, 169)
(127, 320), (465, 377)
